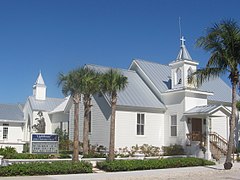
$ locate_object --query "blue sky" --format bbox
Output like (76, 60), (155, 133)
(0, 0), (239, 103)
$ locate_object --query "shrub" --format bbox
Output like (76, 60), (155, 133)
(0, 161), (92, 176)
(4, 153), (50, 159)
(0, 147), (17, 158)
(97, 157), (215, 172)
(83, 152), (106, 158)
(162, 144), (184, 156)
(118, 144), (161, 157)
(55, 128), (73, 151)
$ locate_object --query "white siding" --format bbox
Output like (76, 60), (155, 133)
(115, 111), (164, 149)
(88, 95), (111, 148)
(0, 122), (24, 153)
(211, 110), (229, 140)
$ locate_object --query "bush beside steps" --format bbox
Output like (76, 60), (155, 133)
(97, 157), (215, 172)
(0, 161), (92, 176)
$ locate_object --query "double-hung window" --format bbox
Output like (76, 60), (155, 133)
(171, 115), (177, 136)
(137, 113), (145, 135)
(3, 124), (9, 139)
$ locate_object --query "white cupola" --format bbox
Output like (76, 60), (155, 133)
(33, 72), (47, 100)
(169, 36), (199, 89)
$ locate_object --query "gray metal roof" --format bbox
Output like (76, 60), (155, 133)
(0, 104), (24, 122)
(28, 96), (65, 112)
(86, 64), (165, 109)
(131, 59), (233, 103)
(184, 104), (231, 116)
(184, 105), (219, 115)
(131, 59), (171, 92)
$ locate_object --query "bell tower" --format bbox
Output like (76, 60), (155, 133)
(169, 36), (199, 89)
(33, 72), (47, 100)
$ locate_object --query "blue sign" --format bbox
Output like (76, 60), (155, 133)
(32, 134), (58, 142)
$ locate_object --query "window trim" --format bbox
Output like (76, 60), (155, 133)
(176, 68), (182, 85)
(137, 113), (145, 136)
(3, 123), (9, 140)
(170, 115), (177, 137)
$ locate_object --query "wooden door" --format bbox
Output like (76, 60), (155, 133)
(191, 118), (202, 141)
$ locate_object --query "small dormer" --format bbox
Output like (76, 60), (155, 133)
(33, 72), (47, 100)
(169, 36), (199, 89)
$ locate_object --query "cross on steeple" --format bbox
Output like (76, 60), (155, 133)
(180, 36), (185, 46)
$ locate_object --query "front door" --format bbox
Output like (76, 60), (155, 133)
(191, 118), (202, 141)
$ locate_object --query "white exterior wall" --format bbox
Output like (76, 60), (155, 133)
(23, 100), (33, 141)
(88, 95), (111, 148)
(185, 95), (208, 111)
(0, 122), (24, 153)
(51, 112), (69, 132)
(162, 92), (185, 146)
(68, 95), (111, 149)
(210, 110), (229, 140)
(115, 111), (164, 149)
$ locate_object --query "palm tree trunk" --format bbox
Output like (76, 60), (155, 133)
(108, 93), (117, 161)
(224, 79), (237, 169)
(72, 100), (80, 162)
(83, 95), (90, 155)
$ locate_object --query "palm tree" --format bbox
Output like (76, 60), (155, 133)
(189, 19), (240, 170)
(82, 67), (100, 155)
(100, 69), (128, 161)
(58, 67), (85, 162)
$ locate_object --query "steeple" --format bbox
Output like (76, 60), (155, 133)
(169, 36), (199, 89)
(35, 71), (45, 85)
(33, 71), (47, 100)
(176, 36), (192, 61)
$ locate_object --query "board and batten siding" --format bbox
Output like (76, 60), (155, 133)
(115, 111), (164, 149)
(210, 110), (229, 140)
(88, 95), (111, 148)
(69, 94), (111, 148)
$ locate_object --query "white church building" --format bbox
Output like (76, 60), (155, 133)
(0, 37), (238, 160)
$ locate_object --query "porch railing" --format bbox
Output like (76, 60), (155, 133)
(186, 132), (229, 160)
(209, 132), (228, 155)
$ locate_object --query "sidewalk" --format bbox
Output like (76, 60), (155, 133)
(2, 162), (240, 180)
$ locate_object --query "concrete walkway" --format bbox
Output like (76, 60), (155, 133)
(2, 162), (240, 180)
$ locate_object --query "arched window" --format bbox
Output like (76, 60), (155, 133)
(187, 67), (193, 77)
(176, 68), (182, 85)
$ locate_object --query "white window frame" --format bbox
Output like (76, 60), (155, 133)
(170, 115), (177, 137)
(3, 123), (9, 139)
(137, 113), (145, 135)
(176, 68), (182, 85)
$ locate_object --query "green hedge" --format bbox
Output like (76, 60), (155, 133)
(97, 157), (215, 172)
(0, 161), (92, 176)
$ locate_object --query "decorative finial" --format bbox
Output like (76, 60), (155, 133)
(180, 36), (185, 46)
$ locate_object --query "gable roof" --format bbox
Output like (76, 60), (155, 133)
(28, 96), (65, 112)
(86, 64), (165, 109)
(0, 104), (24, 122)
(184, 104), (231, 117)
(131, 59), (233, 103)
(49, 96), (71, 114)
